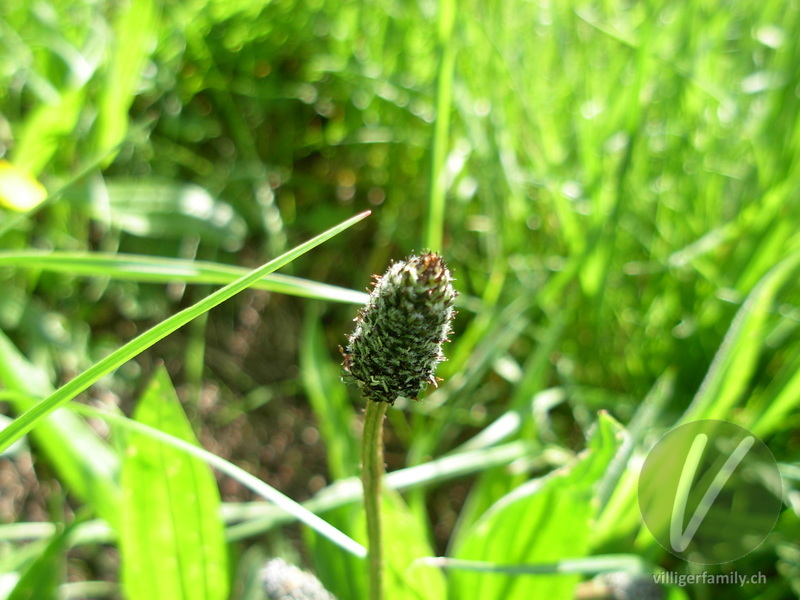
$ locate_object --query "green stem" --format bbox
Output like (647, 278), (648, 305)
(362, 400), (389, 600)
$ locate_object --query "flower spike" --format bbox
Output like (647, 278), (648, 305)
(343, 252), (457, 404)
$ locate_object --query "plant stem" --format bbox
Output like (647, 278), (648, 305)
(362, 400), (389, 600)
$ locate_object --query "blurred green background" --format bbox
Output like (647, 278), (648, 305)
(1, 0), (799, 598)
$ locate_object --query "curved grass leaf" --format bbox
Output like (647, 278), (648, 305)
(227, 440), (531, 543)
(70, 403), (366, 558)
(6, 523), (73, 600)
(0, 210), (370, 455)
(93, 0), (160, 165)
(0, 251), (369, 305)
(0, 331), (121, 528)
(418, 553), (649, 576)
(680, 248), (800, 423)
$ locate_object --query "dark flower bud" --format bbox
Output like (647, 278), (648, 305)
(261, 558), (337, 600)
(342, 252), (457, 404)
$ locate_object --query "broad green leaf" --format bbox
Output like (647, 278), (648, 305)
(445, 463), (521, 556)
(383, 491), (447, 600)
(307, 491), (447, 600)
(449, 412), (625, 600)
(306, 504), (369, 600)
(120, 366), (228, 600)
(0, 210), (370, 454)
(0, 331), (121, 529)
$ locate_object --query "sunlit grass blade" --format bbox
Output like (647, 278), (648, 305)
(225, 441), (532, 541)
(680, 248), (800, 423)
(0, 331), (121, 528)
(0, 211), (371, 454)
(424, 0), (457, 251)
(592, 372), (676, 551)
(415, 554), (649, 575)
(70, 403), (366, 558)
(0, 251), (369, 304)
(11, 89), (85, 177)
(7, 522), (74, 600)
(301, 308), (360, 480)
(93, 0), (159, 165)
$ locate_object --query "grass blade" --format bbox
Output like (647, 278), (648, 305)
(0, 251), (369, 304)
(424, 0), (457, 251)
(93, 0), (160, 164)
(0, 331), (121, 528)
(71, 403), (366, 558)
(7, 523), (73, 600)
(0, 210), (371, 454)
(680, 248), (800, 422)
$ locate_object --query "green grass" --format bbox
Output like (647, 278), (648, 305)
(0, 0), (799, 599)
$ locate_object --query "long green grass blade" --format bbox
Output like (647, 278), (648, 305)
(0, 251), (369, 304)
(71, 403), (366, 558)
(750, 352), (800, 437)
(417, 554), (649, 575)
(7, 523), (73, 600)
(93, 0), (160, 164)
(0, 211), (370, 454)
(0, 331), (122, 528)
(425, 0), (457, 251)
(680, 248), (800, 422)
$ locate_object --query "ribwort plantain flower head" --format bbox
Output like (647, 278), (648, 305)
(342, 252), (457, 404)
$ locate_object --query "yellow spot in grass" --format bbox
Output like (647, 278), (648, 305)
(0, 160), (48, 212)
